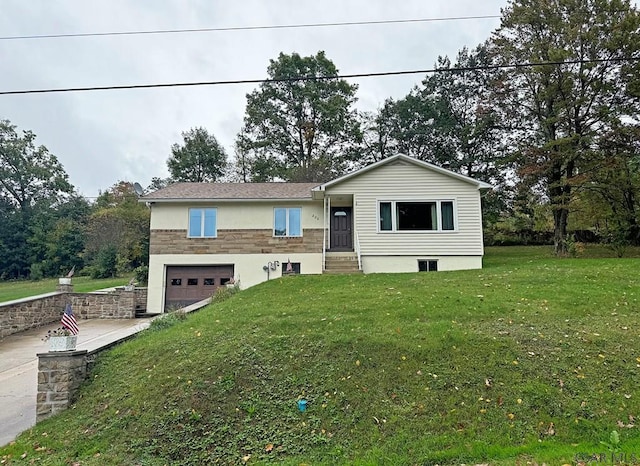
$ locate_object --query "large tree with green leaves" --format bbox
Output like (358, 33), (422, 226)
(489, 0), (640, 254)
(0, 120), (73, 214)
(236, 51), (362, 182)
(376, 46), (503, 185)
(167, 127), (228, 182)
(0, 120), (74, 278)
(28, 194), (91, 279)
(84, 182), (150, 278)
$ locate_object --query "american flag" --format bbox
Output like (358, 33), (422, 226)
(61, 303), (79, 335)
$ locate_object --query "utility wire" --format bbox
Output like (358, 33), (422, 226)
(1, 58), (637, 96)
(0, 15), (501, 41)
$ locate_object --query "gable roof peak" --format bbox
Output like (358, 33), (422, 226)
(314, 154), (492, 190)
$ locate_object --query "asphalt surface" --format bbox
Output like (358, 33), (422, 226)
(0, 318), (153, 447)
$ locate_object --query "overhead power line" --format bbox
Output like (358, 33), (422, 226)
(0, 15), (501, 41)
(1, 58), (637, 96)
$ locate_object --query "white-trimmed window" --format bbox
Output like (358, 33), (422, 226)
(379, 201), (455, 232)
(188, 208), (217, 238)
(274, 207), (302, 237)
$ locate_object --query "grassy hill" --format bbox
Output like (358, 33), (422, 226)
(0, 276), (130, 303)
(2, 246), (640, 465)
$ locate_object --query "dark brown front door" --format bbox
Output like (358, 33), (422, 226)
(330, 207), (353, 251)
(165, 265), (234, 310)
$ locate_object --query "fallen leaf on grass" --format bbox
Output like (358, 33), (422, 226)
(265, 443), (274, 452)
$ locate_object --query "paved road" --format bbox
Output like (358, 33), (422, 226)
(0, 318), (153, 447)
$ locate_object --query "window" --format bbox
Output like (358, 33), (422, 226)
(441, 201), (454, 231)
(220, 277), (232, 285)
(418, 260), (438, 272)
(189, 208), (217, 238)
(187, 278), (198, 286)
(203, 278), (215, 286)
(274, 207), (302, 237)
(170, 278), (182, 286)
(282, 261), (301, 275)
(379, 201), (455, 232)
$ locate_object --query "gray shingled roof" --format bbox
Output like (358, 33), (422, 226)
(143, 182), (320, 201)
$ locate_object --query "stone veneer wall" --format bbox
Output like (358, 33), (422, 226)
(68, 291), (136, 320)
(0, 287), (146, 340)
(37, 350), (88, 421)
(0, 294), (64, 339)
(150, 228), (323, 255)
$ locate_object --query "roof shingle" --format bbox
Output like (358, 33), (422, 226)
(143, 182), (319, 201)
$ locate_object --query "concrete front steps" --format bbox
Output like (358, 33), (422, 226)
(324, 252), (362, 274)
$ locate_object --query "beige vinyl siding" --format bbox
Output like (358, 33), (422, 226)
(325, 159), (484, 256)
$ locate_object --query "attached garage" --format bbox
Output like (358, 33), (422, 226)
(165, 265), (234, 310)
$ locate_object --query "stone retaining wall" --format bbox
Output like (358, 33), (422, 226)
(0, 287), (147, 340)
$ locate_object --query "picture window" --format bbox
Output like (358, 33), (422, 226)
(379, 201), (455, 232)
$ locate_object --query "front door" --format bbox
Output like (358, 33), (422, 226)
(330, 207), (353, 251)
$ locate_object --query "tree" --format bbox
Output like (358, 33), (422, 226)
(236, 51), (362, 182)
(28, 195), (90, 279)
(358, 110), (394, 165)
(84, 182), (150, 278)
(167, 127), (228, 182)
(147, 176), (172, 192)
(0, 120), (74, 278)
(0, 120), (73, 213)
(586, 124), (640, 246)
(378, 46), (503, 184)
(489, 0), (640, 254)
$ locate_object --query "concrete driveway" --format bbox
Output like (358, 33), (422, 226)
(0, 318), (153, 447)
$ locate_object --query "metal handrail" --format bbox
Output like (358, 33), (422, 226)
(355, 231), (362, 271)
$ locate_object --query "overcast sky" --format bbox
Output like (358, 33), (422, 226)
(1, 1), (506, 198)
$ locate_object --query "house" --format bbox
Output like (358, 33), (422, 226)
(142, 154), (492, 313)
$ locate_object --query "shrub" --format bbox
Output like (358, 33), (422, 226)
(133, 265), (149, 285)
(89, 245), (118, 278)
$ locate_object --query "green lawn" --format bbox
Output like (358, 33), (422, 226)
(0, 276), (130, 303)
(1, 246), (640, 465)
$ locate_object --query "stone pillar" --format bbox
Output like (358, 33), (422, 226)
(56, 277), (73, 293)
(36, 350), (88, 422)
(117, 288), (136, 318)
